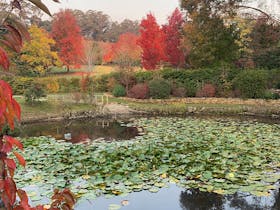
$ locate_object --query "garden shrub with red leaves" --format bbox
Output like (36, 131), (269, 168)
(196, 83), (216, 97)
(128, 83), (149, 99)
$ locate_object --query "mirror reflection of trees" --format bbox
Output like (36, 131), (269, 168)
(180, 188), (280, 210)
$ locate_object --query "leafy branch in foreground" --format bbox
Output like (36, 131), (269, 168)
(0, 1), (76, 209)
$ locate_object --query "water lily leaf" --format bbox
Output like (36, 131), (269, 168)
(108, 204), (121, 210)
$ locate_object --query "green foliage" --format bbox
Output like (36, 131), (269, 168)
(149, 79), (171, 99)
(135, 71), (154, 83)
(233, 70), (268, 98)
(0, 124), (20, 137)
(24, 83), (46, 104)
(253, 48), (280, 69)
(263, 91), (280, 100)
(112, 84), (126, 97)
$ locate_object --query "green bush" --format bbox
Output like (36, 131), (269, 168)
(149, 79), (171, 99)
(24, 83), (46, 104)
(233, 70), (268, 98)
(135, 71), (154, 83)
(183, 80), (199, 97)
(263, 91), (280, 100)
(112, 84), (126, 97)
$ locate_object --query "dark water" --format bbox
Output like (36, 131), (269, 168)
(20, 119), (139, 143)
(75, 184), (280, 210)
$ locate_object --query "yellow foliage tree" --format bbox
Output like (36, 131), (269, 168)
(20, 25), (61, 75)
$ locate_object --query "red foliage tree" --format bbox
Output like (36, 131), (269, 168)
(51, 10), (84, 71)
(163, 8), (185, 68)
(101, 42), (114, 64)
(111, 32), (141, 67)
(137, 13), (165, 70)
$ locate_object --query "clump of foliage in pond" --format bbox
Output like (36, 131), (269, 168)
(15, 117), (280, 203)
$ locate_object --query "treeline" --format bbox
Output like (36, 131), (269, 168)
(35, 9), (139, 42)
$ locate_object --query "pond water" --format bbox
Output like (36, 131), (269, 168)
(15, 116), (280, 210)
(75, 184), (280, 210)
(20, 119), (140, 143)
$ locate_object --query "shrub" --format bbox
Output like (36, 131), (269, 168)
(46, 79), (60, 93)
(263, 91), (280, 100)
(135, 71), (154, 83)
(171, 82), (186, 97)
(172, 87), (186, 97)
(149, 79), (171, 99)
(112, 84), (126, 97)
(24, 83), (46, 104)
(233, 70), (268, 98)
(196, 83), (216, 97)
(128, 83), (149, 99)
(94, 74), (110, 92)
(107, 77), (118, 92)
(183, 80), (199, 97)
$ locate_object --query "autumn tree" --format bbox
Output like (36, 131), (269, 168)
(112, 33), (141, 91)
(181, 0), (240, 68)
(162, 8), (185, 68)
(138, 13), (166, 70)
(82, 39), (103, 70)
(51, 10), (84, 72)
(20, 25), (61, 75)
(249, 16), (280, 69)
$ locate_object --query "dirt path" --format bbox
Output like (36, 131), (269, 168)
(103, 103), (144, 115)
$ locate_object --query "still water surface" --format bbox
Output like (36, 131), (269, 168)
(75, 184), (280, 210)
(21, 116), (280, 210)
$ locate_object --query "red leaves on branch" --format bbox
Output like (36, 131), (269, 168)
(0, 47), (10, 70)
(51, 10), (84, 70)
(0, 80), (21, 130)
(13, 151), (26, 167)
(137, 13), (166, 70)
(162, 8), (185, 68)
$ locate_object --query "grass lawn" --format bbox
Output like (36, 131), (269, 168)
(46, 65), (116, 79)
(14, 94), (96, 122)
(15, 93), (280, 122)
(110, 97), (280, 117)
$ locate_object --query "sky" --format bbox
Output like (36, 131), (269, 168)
(44, 0), (180, 24)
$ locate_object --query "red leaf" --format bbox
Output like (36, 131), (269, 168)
(0, 47), (10, 70)
(4, 177), (17, 205)
(5, 158), (16, 170)
(2, 141), (13, 153)
(17, 189), (30, 209)
(0, 180), (5, 189)
(4, 136), (23, 150)
(13, 151), (26, 167)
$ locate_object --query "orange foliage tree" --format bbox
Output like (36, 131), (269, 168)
(51, 9), (84, 72)
(111, 32), (141, 69)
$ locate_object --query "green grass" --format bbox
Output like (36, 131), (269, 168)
(15, 95), (96, 121)
(109, 97), (280, 116)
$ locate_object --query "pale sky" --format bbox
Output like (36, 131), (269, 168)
(44, 0), (180, 24)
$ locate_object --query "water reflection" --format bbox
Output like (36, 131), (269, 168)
(20, 119), (140, 143)
(180, 188), (280, 210)
(73, 185), (280, 210)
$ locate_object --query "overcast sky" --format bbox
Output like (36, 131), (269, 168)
(44, 0), (180, 24)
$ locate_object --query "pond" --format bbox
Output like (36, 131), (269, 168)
(75, 184), (280, 210)
(14, 116), (280, 210)
(20, 119), (140, 143)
